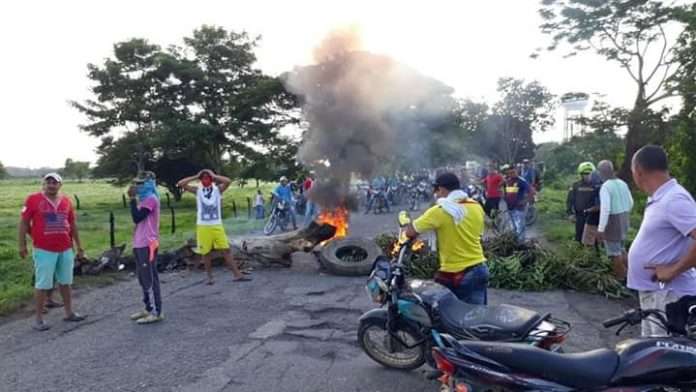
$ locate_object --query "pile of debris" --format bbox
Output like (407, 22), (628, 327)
(73, 222), (342, 276)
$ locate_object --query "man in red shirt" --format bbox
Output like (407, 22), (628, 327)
(18, 173), (87, 331)
(481, 163), (504, 217)
(303, 173), (318, 227)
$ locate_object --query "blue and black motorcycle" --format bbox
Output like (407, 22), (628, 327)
(358, 213), (569, 370)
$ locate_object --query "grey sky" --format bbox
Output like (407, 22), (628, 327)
(0, 0), (653, 168)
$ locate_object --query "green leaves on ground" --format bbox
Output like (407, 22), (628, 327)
(374, 231), (630, 298)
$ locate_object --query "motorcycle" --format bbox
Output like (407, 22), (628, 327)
(366, 188), (390, 214)
(407, 186), (421, 211)
(358, 214), (570, 371)
(263, 199), (290, 235)
(433, 304), (696, 392)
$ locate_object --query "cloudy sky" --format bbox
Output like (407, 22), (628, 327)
(0, 0), (653, 168)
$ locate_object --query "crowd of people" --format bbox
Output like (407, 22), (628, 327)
(16, 145), (696, 338)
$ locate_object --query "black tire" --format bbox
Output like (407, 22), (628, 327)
(358, 319), (426, 370)
(263, 215), (277, 235)
(319, 237), (382, 276)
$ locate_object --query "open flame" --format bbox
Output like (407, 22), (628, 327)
(316, 206), (349, 243)
(390, 239), (427, 257)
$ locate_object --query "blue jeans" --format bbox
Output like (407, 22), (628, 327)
(255, 205), (265, 220)
(440, 264), (489, 305)
(510, 208), (527, 240)
(304, 200), (318, 227)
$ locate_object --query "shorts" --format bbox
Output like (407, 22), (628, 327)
(582, 224), (598, 246)
(604, 241), (625, 256)
(196, 225), (230, 255)
(33, 248), (74, 290)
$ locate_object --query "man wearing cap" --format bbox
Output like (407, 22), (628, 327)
(404, 173), (488, 304)
(502, 165), (530, 240)
(273, 176), (298, 230)
(18, 173), (87, 331)
(127, 171), (164, 324)
(177, 170), (251, 285)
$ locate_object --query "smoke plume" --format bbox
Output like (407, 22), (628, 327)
(283, 27), (454, 209)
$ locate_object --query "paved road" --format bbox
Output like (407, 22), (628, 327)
(0, 209), (638, 392)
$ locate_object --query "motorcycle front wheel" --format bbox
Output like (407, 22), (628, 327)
(358, 320), (425, 370)
(263, 215), (278, 235)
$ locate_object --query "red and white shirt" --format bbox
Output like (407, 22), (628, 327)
(21, 192), (76, 252)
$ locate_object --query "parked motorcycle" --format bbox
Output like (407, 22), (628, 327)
(433, 305), (696, 392)
(358, 214), (569, 371)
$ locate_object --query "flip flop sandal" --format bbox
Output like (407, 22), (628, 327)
(233, 277), (252, 282)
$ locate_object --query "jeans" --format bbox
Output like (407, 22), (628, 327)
(440, 264), (489, 305)
(304, 200), (318, 227)
(255, 205), (265, 219)
(510, 208), (527, 240)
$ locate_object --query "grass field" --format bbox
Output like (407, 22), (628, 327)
(0, 179), (275, 315)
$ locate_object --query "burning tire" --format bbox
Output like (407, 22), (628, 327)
(319, 237), (382, 276)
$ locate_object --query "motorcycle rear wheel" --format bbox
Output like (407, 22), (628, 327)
(358, 320), (425, 370)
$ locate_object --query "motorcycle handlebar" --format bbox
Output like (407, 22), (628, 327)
(602, 315), (627, 328)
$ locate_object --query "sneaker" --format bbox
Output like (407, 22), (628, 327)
(136, 313), (164, 324)
(129, 310), (150, 321)
(63, 313), (87, 322)
(32, 320), (51, 331)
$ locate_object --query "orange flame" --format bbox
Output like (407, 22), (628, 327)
(390, 238), (426, 257)
(317, 207), (349, 243)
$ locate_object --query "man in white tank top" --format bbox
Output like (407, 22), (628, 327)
(177, 170), (251, 285)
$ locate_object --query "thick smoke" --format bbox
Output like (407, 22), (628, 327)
(283, 28), (454, 210)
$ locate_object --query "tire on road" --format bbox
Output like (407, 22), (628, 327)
(319, 237), (382, 276)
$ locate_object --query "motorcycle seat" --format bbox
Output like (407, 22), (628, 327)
(453, 340), (619, 389)
(436, 295), (543, 341)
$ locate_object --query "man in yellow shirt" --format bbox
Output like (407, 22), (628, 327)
(404, 172), (489, 304)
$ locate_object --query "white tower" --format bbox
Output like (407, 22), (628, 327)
(560, 92), (590, 141)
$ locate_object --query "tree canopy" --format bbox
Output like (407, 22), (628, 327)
(72, 25), (300, 197)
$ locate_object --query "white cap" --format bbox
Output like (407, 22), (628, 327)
(43, 172), (63, 183)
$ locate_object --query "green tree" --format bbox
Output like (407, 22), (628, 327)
(72, 25), (299, 196)
(61, 158), (91, 182)
(0, 161), (7, 179)
(668, 4), (696, 195)
(472, 78), (555, 164)
(538, 0), (694, 181)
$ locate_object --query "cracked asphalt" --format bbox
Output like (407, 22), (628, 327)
(0, 210), (638, 392)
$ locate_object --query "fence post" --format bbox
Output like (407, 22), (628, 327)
(166, 192), (171, 208)
(74, 194), (81, 210)
(122, 194), (127, 208)
(247, 197), (252, 219)
(109, 211), (115, 248)
(170, 207), (176, 234)
(232, 200), (238, 218)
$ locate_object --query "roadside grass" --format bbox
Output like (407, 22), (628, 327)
(0, 179), (275, 315)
